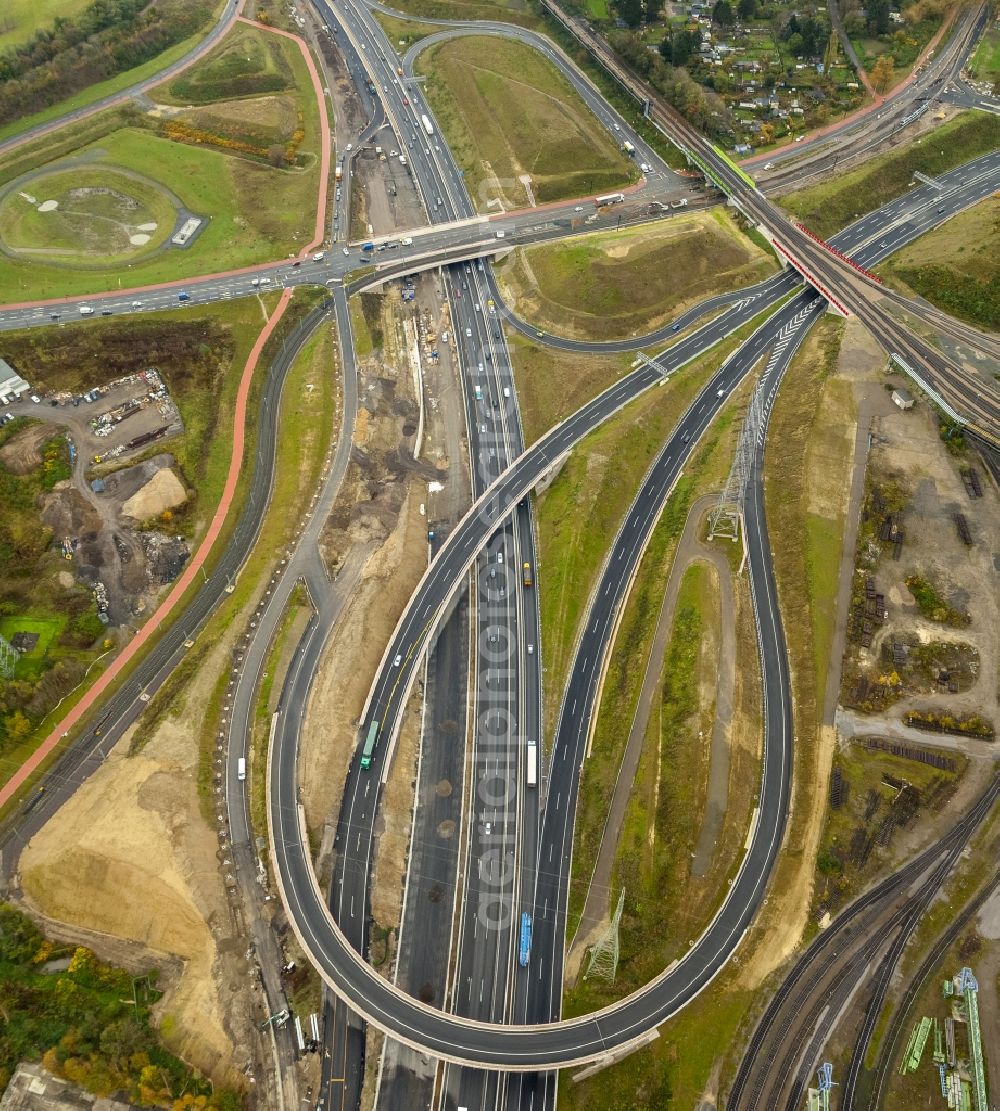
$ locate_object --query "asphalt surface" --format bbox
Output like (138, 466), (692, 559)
(265, 143), (1000, 1069)
(0, 0), (995, 1093)
(309, 0), (556, 1102)
(542, 0), (1000, 443)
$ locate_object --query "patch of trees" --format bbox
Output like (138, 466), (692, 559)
(613, 30), (731, 135)
(616, 0), (662, 28)
(781, 12), (829, 58)
(0, 904), (241, 1108)
(0, 0), (214, 128)
(0, 319), (234, 397)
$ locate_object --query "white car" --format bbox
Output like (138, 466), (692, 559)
(484, 822), (492, 835)
(343, 247), (350, 255)
(465, 327), (472, 338)
(717, 387), (726, 397)
(393, 654), (402, 667)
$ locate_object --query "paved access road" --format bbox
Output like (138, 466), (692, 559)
(265, 145), (1000, 1069)
(541, 0), (1000, 444)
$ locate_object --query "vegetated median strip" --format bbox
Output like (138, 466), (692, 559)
(781, 111), (1000, 240)
(250, 586), (312, 840)
(0, 0), (241, 154)
(0, 288), (296, 810)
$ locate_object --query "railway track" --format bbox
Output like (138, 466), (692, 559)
(728, 775), (1000, 1109)
(844, 842), (1000, 1108)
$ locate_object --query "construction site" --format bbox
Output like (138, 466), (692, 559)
(1, 366), (189, 625)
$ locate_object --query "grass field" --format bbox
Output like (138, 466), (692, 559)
(0, 615), (63, 669)
(154, 21), (293, 105)
(609, 562), (721, 973)
(969, 25), (1000, 84)
(0, 0), (92, 50)
(534, 369), (711, 745)
(533, 301), (782, 750)
(415, 35), (637, 211)
(383, 0), (543, 29)
(559, 376), (758, 1111)
(0, 22), (321, 300)
(781, 112), (1000, 239)
(497, 210), (778, 341)
(507, 335), (630, 446)
(0, 165), (177, 265)
(876, 196), (1000, 332)
(373, 12), (449, 50)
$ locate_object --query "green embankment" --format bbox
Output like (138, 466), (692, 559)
(415, 34), (637, 211)
(782, 112), (1000, 239)
(496, 209), (777, 342)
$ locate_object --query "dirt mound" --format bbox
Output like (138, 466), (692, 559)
(121, 466), (187, 521)
(0, 421), (59, 474)
(19, 685), (244, 1087)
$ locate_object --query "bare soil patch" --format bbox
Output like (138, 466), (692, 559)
(121, 465), (187, 521)
(18, 636), (250, 1089)
(0, 420), (58, 473)
(840, 400), (999, 730)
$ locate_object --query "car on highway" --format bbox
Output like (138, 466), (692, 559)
(465, 327), (472, 338)
(402, 96), (409, 106)
(527, 644), (534, 654)
(101, 310), (112, 316)
(393, 654), (402, 667)
(717, 387), (726, 397)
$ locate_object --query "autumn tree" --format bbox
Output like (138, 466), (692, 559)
(871, 53), (895, 92)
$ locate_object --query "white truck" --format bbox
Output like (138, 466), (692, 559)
(421, 114), (434, 136)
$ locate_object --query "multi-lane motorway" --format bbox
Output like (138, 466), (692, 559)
(2, 0), (998, 1103)
(266, 148), (1000, 1070)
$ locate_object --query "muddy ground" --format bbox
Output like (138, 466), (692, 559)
(3, 371), (188, 625)
(306, 275), (469, 904)
(841, 395), (999, 730)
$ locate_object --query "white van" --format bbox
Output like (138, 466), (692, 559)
(79, 306), (94, 315)
(237, 758), (246, 782)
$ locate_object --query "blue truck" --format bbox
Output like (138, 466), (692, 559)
(518, 912), (532, 967)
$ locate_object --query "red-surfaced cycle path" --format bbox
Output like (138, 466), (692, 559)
(0, 16), (334, 809)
